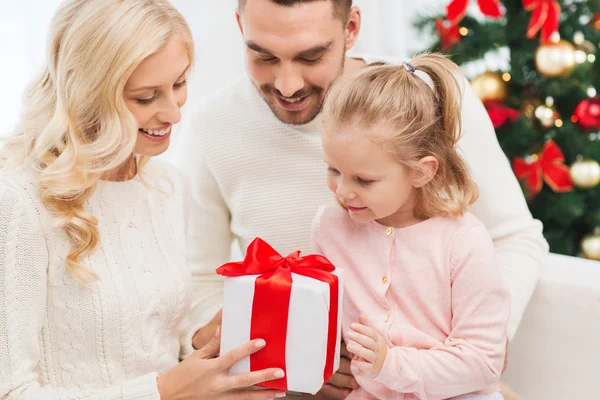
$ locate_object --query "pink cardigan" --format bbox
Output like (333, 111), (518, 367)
(312, 203), (510, 400)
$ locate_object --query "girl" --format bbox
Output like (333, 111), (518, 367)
(0, 1), (283, 399)
(312, 54), (510, 400)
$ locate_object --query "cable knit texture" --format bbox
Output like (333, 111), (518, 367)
(0, 159), (196, 399)
(174, 54), (549, 340)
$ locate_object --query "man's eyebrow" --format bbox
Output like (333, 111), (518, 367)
(245, 40), (334, 58)
(296, 41), (333, 58)
(246, 41), (273, 55)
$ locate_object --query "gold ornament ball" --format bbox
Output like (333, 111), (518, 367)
(521, 97), (541, 119)
(470, 71), (508, 102)
(535, 40), (577, 78)
(570, 159), (600, 189)
(581, 232), (600, 260)
(534, 103), (559, 128)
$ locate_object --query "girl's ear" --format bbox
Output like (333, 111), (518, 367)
(413, 156), (439, 188)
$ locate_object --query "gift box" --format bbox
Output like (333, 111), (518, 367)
(217, 238), (343, 394)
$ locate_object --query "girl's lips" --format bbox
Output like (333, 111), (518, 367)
(346, 205), (368, 212)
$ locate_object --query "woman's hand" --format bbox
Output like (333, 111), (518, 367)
(158, 327), (286, 400)
(345, 315), (387, 379)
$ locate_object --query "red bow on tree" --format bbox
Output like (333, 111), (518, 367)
(436, 18), (461, 51)
(485, 101), (519, 128)
(446, 0), (503, 27)
(512, 140), (573, 199)
(523, 0), (560, 42)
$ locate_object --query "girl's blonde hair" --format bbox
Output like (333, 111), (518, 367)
(0, 0), (194, 282)
(322, 53), (478, 219)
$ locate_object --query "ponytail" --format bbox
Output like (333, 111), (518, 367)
(323, 52), (479, 219)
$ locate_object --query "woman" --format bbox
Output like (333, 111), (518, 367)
(0, 1), (284, 398)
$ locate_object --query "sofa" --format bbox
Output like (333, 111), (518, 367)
(503, 253), (600, 399)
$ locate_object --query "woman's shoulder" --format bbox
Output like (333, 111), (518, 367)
(0, 165), (50, 229)
(0, 164), (40, 202)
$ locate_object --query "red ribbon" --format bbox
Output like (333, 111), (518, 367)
(446, 0), (503, 27)
(512, 140), (573, 199)
(216, 238), (339, 391)
(523, 0), (560, 42)
(436, 18), (461, 51)
(484, 101), (519, 128)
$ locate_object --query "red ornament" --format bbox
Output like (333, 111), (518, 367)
(593, 12), (600, 31)
(446, 0), (504, 27)
(436, 19), (461, 51)
(573, 97), (600, 131)
(512, 140), (573, 199)
(523, 0), (560, 43)
(485, 101), (519, 128)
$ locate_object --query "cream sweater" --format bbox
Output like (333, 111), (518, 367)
(0, 159), (197, 399)
(174, 55), (549, 340)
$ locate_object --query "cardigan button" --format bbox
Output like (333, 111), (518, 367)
(385, 227), (393, 236)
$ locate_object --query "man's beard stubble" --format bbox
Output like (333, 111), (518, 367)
(255, 48), (347, 126)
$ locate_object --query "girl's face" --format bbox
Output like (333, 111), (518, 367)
(322, 120), (422, 227)
(124, 36), (190, 157)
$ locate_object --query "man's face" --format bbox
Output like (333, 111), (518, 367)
(237, 0), (359, 125)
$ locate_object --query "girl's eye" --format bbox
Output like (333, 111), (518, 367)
(356, 177), (375, 186)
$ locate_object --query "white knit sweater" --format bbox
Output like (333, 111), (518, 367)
(174, 55), (549, 341)
(0, 159), (197, 399)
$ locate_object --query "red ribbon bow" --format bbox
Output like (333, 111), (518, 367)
(216, 238), (339, 391)
(512, 140), (573, 199)
(485, 101), (519, 128)
(446, 0), (503, 27)
(523, 0), (560, 42)
(436, 18), (462, 51)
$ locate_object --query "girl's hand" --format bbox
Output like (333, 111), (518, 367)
(345, 315), (387, 379)
(158, 326), (286, 400)
(192, 309), (223, 350)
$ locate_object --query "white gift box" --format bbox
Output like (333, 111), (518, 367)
(220, 270), (344, 394)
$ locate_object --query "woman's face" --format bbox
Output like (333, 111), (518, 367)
(124, 36), (190, 157)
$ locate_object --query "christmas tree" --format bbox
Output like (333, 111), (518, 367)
(415, 0), (600, 259)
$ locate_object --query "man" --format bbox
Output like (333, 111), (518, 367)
(175, 0), (548, 398)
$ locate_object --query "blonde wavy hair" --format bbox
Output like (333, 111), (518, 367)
(0, 0), (194, 282)
(322, 53), (478, 219)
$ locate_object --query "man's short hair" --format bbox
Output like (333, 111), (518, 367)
(238, 0), (353, 23)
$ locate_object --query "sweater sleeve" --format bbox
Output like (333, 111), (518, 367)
(373, 223), (510, 399)
(458, 77), (549, 339)
(172, 114), (231, 332)
(0, 181), (161, 400)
